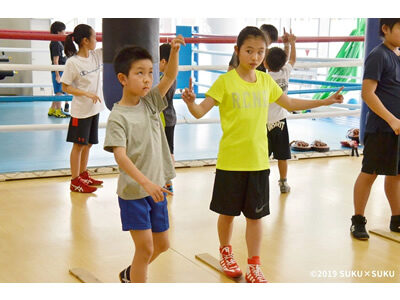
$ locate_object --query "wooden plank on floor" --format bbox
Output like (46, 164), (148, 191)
(69, 268), (103, 283)
(195, 253), (246, 283)
(370, 229), (400, 243)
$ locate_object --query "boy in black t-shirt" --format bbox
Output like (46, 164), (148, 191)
(351, 19), (400, 240)
(48, 21), (68, 118)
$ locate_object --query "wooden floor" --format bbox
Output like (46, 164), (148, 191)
(0, 156), (399, 283)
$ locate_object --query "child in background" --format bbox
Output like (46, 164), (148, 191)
(159, 43), (177, 193)
(61, 24), (104, 193)
(350, 19), (400, 240)
(48, 21), (68, 118)
(264, 28), (296, 193)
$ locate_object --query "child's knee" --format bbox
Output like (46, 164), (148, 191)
(137, 243), (154, 261)
(155, 239), (170, 253)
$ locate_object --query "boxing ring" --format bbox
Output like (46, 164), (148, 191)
(0, 27), (365, 180)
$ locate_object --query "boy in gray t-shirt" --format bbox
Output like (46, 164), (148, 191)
(103, 35), (185, 283)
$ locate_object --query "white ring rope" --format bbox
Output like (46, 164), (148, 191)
(0, 60), (363, 72)
(0, 109), (360, 132)
(0, 83), (53, 88)
(0, 47), (48, 53)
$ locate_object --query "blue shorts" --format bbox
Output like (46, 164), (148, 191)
(51, 71), (65, 95)
(118, 195), (169, 232)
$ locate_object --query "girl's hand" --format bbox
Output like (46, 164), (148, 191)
(324, 87), (344, 105)
(181, 77), (196, 104)
(86, 92), (101, 104)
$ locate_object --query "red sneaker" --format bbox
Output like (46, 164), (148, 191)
(219, 245), (242, 278)
(70, 176), (97, 193)
(80, 171), (103, 186)
(245, 256), (268, 283)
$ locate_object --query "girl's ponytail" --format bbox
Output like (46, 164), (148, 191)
(64, 33), (77, 57)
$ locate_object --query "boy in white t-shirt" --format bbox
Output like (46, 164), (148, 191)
(264, 30), (296, 193)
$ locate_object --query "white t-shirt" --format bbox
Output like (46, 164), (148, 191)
(61, 48), (105, 118)
(267, 63), (293, 124)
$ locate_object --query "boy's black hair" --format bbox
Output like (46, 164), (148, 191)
(50, 21), (66, 34)
(113, 45), (153, 76)
(160, 43), (171, 62)
(265, 47), (287, 72)
(379, 18), (400, 37)
(260, 24), (278, 43)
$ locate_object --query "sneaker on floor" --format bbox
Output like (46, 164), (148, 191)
(390, 215), (400, 232)
(219, 245), (242, 278)
(278, 179), (290, 193)
(245, 256), (268, 283)
(48, 107), (55, 116)
(350, 215), (369, 240)
(64, 103), (70, 113)
(80, 170), (103, 186)
(70, 176), (97, 193)
(53, 108), (68, 118)
(119, 266), (131, 283)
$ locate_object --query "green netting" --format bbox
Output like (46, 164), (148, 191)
(313, 18), (365, 100)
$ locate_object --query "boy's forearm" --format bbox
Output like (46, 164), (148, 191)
(163, 49), (179, 84)
(289, 42), (296, 65)
(115, 153), (150, 186)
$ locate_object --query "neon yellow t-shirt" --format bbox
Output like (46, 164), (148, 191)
(206, 69), (283, 171)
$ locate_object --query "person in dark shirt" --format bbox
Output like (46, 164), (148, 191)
(48, 21), (68, 118)
(159, 43), (177, 193)
(351, 18), (400, 240)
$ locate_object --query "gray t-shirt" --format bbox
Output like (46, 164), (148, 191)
(104, 87), (176, 200)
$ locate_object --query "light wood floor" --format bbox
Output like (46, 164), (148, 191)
(0, 156), (399, 283)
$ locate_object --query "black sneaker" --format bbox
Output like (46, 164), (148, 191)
(64, 103), (70, 113)
(119, 265), (131, 283)
(390, 215), (400, 232)
(350, 215), (369, 240)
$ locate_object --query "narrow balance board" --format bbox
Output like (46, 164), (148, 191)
(195, 253), (246, 283)
(370, 229), (400, 243)
(69, 268), (103, 283)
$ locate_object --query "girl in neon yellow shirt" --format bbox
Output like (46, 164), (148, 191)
(182, 26), (343, 283)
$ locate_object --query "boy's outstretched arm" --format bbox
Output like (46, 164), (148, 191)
(288, 29), (296, 66)
(362, 79), (400, 134)
(276, 86), (344, 111)
(182, 78), (216, 119)
(113, 147), (172, 201)
(158, 35), (186, 97)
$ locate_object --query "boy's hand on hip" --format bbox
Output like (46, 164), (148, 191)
(389, 118), (400, 135)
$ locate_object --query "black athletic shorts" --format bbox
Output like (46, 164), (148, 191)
(267, 118), (291, 160)
(210, 169), (270, 219)
(66, 113), (99, 145)
(164, 125), (175, 154)
(362, 132), (400, 176)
